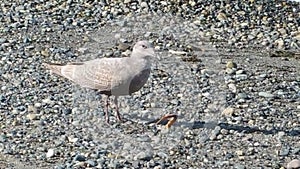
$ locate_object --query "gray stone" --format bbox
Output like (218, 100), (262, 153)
(137, 135), (151, 142)
(86, 160), (97, 167)
(258, 92), (275, 98)
(134, 151), (153, 160)
(279, 147), (290, 156)
(74, 154), (86, 162)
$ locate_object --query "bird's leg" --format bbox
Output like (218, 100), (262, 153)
(105, 96), (110, 124)
(114, 96), (122, 122)
(156, 114), (178, 128)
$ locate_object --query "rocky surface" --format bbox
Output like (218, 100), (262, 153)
(0, 0), (299, 169)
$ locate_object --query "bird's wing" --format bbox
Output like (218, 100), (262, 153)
(60, 58), (128, 91)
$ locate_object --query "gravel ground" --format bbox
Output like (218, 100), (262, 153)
(0, 0), (300, 169)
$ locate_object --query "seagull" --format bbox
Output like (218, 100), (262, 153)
(44, 41), (177, 127)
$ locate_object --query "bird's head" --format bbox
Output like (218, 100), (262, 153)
(131, 41), (156, 60)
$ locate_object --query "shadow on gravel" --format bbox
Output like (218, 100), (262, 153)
(144, 116), (300, 137)
(192, 121), (300, 137)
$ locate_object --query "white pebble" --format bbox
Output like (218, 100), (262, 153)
(46, 149), (55, 158)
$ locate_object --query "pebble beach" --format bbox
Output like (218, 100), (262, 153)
(0, 0), (299, 169)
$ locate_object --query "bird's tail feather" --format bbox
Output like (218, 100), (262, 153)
(42, 63), (64, 76)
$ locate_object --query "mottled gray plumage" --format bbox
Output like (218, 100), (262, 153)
(44, 41), (156, 123)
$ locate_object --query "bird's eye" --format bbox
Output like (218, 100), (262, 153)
(142, 45), (147, 49)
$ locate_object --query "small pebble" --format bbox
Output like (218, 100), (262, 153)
(226, 61), (237, 69)
(258, 92), (275, 98)
(222, 107), (235, 117)
(26, 113), (38, 120)
(46, 149), (55, 158)
(74, 154), (86, 162)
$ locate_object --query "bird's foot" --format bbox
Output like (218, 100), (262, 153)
(105, 116), (110, 125)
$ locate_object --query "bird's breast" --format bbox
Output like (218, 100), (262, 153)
(129, 68), (151, 94)
(110, 59), (151, 96)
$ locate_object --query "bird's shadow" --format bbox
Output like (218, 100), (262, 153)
(188, 121), (300, 136)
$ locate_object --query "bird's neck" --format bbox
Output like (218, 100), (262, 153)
(128, 56), (151, 69)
